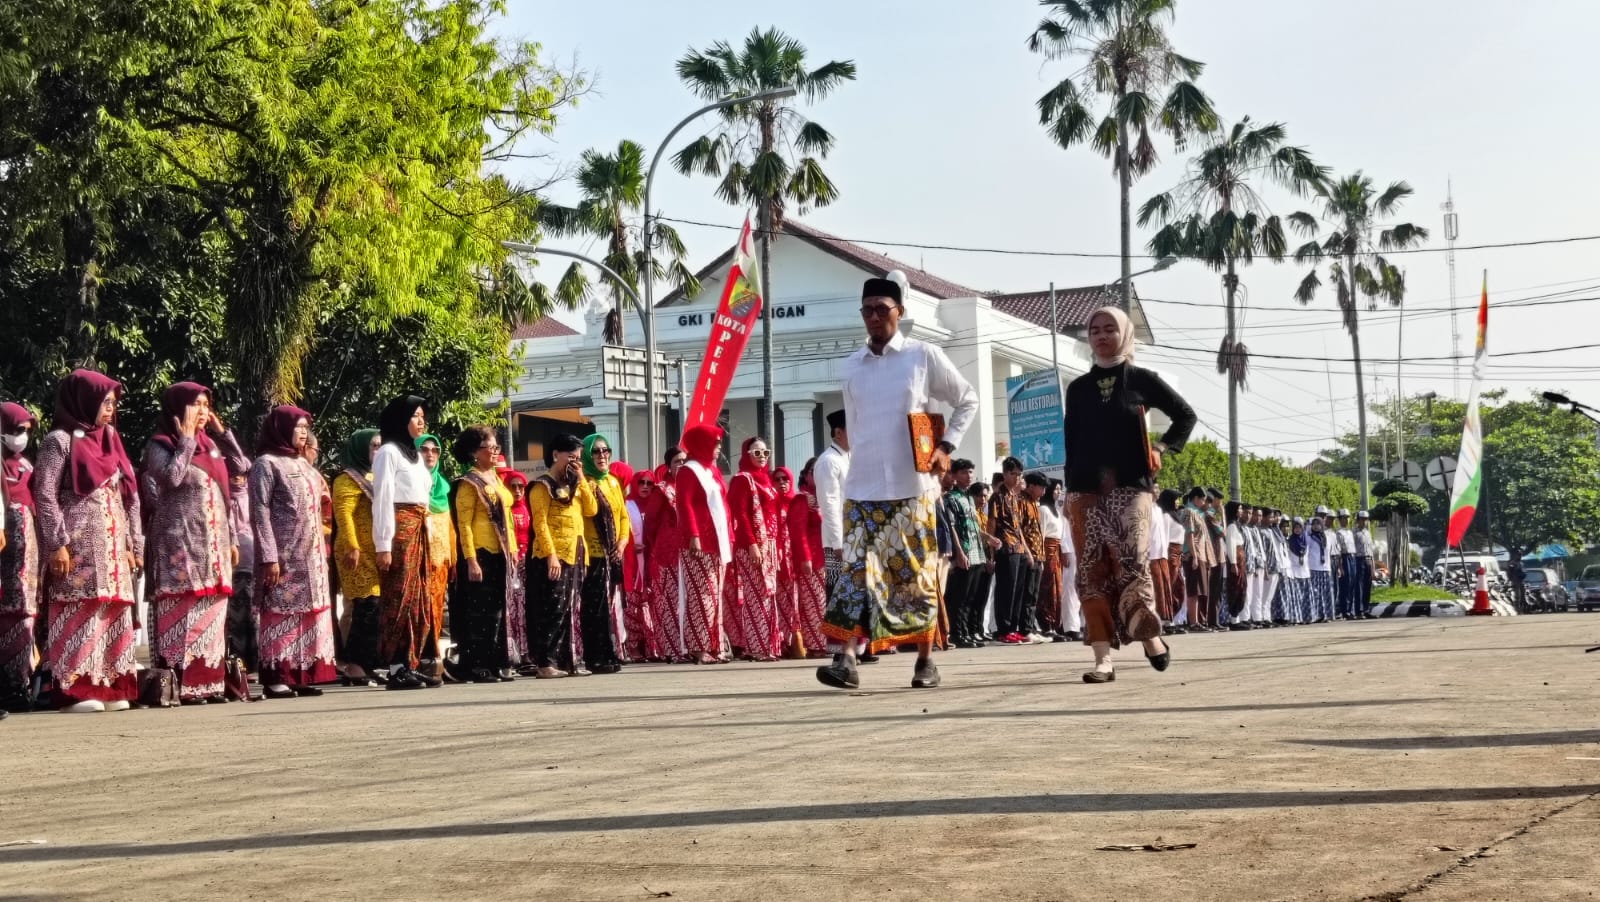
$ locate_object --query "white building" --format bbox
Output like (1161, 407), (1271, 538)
(503, 220), (1159, 476)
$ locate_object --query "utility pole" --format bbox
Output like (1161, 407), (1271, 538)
(1442, 180), (1461, 398)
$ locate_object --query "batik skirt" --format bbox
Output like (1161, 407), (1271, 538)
(795, 564), (828, 655)
(1309, 570), (1336, 621)
(680, 548), (725, 659)
(1037, 538), (1064, 631)
(1064, 487), (1161, 649)
(48, 599), (138, 706)
(647, 552), (686, 660)
(727, 544), (779, 659)
(526, 553), (585, 672)
(1, 504), (40, 704)
(379, 505), (434, 670)
(821, 494), (940, 654)
(152, 591), (229, 700)
(258, 606), (337, 687)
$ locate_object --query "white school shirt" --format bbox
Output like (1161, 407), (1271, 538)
(1225, 523), (1245, 566)
(1335, 527), (1356, 558)
(813, 443), (849, 550)
(1290, 536), (1312, 579)
(1308, 533), (1332, 572)
(371, 442), (432, 553)
(1167, 515), (1186, 549)
(1040, 504), (1062, 541)
(839, 332), (979, 502)
(1354, 528), (1376, 558)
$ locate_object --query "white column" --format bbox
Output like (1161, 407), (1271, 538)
(779, 400), (818, 469)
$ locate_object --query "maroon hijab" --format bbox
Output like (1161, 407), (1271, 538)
(151, 382), (229, 489)
(2, 401), (35, 511)
(53, 369), (136, 499)
(257, 405), (311, 458)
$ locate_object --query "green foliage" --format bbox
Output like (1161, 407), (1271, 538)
(1160, 438), (1359, 513)
(1320, 391), (1600, 555)
(1372, 491), (1428, 520)
(0, 0), (581, 453)
(1371, 584), (1456, 604)
(1372, 477), (1411, 498)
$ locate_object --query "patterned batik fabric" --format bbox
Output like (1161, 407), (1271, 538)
(1309, 571), (1335, 621)
(152, 593), (228, 700)
(1064, 488), (1161, 649)
(821, 495), (940, 654)
(1, 504), (41, 702)
(378, 504), (434, 669)
(1037, 538), (1064, 631)
(48, 599), (139, 705)
(142, 437), (234, 604)
(647, 558), (686, 660)
(505, 558), (530, 665)
(621, 582), (660, 662)
(727, 544), (779, 659)
(258, 607), (337, 687)
(680, 548), (725, 658)
(795, 564), (828, 655)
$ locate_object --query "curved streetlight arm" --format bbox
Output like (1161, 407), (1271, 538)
(500, 241), (647, 332)
(639, 85), (798, 465)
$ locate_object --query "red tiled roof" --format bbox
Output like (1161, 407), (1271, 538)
(988, 284), (1154, 342)
(658, 218), (985, 306)
(511, 317), (579, 340)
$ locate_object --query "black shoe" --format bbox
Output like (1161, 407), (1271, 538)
(1051, 633), (1068, 643)
(291, 685), (323, 697)
(1082, 670), (1116, 684)
(470, 668), (499, 684)
(1063, 631), (1083, 642)
(263, 685), (296, 700)
(180, 697), (208, 707)
(385, 669), (424, 690)
(1229, 624), (1252, 632)
(857, 653), (880, 665)
(206, 695), (230, 704)
(413, 671), (442, 689)
(1146, 639), (1171, 673)
(816, 656), (860, 690)
(497, 668), (518, 682)
(911, 658), (941, 689)
(591, 663), (621, 675)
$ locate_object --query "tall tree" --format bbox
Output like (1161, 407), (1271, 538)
(1138, 117), (1325, 501)
(1028, 0), (1218, 310)
(673, 26), (856, 438)
(537, 139), (700, 320)
(1290, 173), (1429, 507)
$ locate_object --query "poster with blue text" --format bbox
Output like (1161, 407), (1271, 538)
(1005, 370), (1064, 480)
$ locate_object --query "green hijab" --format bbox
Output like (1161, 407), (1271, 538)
(416, 433), (450, 514)
(344, 428), (379, 472)
(581, 433), (612, 480)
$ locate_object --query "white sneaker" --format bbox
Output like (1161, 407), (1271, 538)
(104, 700), (131, 712)
(1027, 633), (1048, 645)
(61, 700), (106, 714)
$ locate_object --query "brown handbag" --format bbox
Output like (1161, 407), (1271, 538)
(224, 655), (257, 702)
(137, 666), (179, 708)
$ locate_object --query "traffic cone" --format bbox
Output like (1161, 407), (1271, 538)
(1467, 565), (1494, 616)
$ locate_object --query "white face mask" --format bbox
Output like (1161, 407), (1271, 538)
(3, 434), (27, 454)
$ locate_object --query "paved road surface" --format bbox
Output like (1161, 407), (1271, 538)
(3, 615), (1598, 901)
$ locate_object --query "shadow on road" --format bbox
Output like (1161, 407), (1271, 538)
(1289, 729), (1600, 750)
(5, 784), (1594, 864)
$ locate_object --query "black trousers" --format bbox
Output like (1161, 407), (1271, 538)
(1019, 560), (1042, 635)
(227, 570), (259, 672)
(344, 595), (383, 674)
(579, 558), (622, 669)
(454, 552), (509, 672)
(968, 566), (994, 638)
(993, 551), (1031, 635)
(944, 566), (975, 640)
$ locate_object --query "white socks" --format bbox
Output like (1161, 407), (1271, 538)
(1092, 642), (1114, 674)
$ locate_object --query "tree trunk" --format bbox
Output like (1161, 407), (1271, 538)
(1225, 256), (1241, 502)
(1348, 251), (1370, 509)
(1389, 511), (1409, 586)
(1116, 113), (1133, 312)
(757, 110), (776, 442)
(60, 207), (100, 370)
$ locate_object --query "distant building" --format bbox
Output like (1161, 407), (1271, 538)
(501, 219), (1166, 475)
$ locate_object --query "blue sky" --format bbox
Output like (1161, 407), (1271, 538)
(492, 0), (1600, 464)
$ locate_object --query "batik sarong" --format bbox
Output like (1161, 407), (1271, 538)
(1064, 487), (1161, 649)
(821, 494), (940, 654)
(152, 593), (228, 700)
(379, 504), (434, 669)
(681, 548), (725, 659)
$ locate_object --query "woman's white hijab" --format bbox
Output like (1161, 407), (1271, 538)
(1088, 306), (1136, 367)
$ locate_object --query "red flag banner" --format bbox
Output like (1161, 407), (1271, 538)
(684, 214), (763, 428)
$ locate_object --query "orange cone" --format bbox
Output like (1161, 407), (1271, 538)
(1467, 565), (1493, 616)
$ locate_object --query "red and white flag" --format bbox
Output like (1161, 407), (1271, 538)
(684, 214), (763, 428)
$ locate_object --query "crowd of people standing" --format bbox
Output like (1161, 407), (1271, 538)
(0, 291), (1379, 717)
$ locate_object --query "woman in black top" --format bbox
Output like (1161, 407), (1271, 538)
(1062, 307), (1197, 683)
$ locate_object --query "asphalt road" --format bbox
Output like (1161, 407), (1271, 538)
(3, 615), (1598, 901)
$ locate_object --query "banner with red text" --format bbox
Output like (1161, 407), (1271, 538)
(684, 214), (763, 428)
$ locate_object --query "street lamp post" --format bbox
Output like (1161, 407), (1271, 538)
(640, 86), (798, 467)
(501, 242), (649, 459)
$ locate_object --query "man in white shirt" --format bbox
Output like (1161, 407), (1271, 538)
(1353, 510), (1376, 618)
(816, 276), (978, 692)
(1333, 508), (1356, 619)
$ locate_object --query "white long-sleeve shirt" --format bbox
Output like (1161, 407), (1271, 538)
(840, 332), (979, 502)
(371, 442), (432, 553)
(814, 443), (849, 550)
(1040, 504), (1062, 542)
(1147, 498), (1166, 561)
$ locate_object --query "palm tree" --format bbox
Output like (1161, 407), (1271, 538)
(1290, 173), (1429, 507)
(538, 139), (700, 321)
(674, 26), (856, 437)
(1138, 117), (1326, 500)
(1028, 0), (1218, 310)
